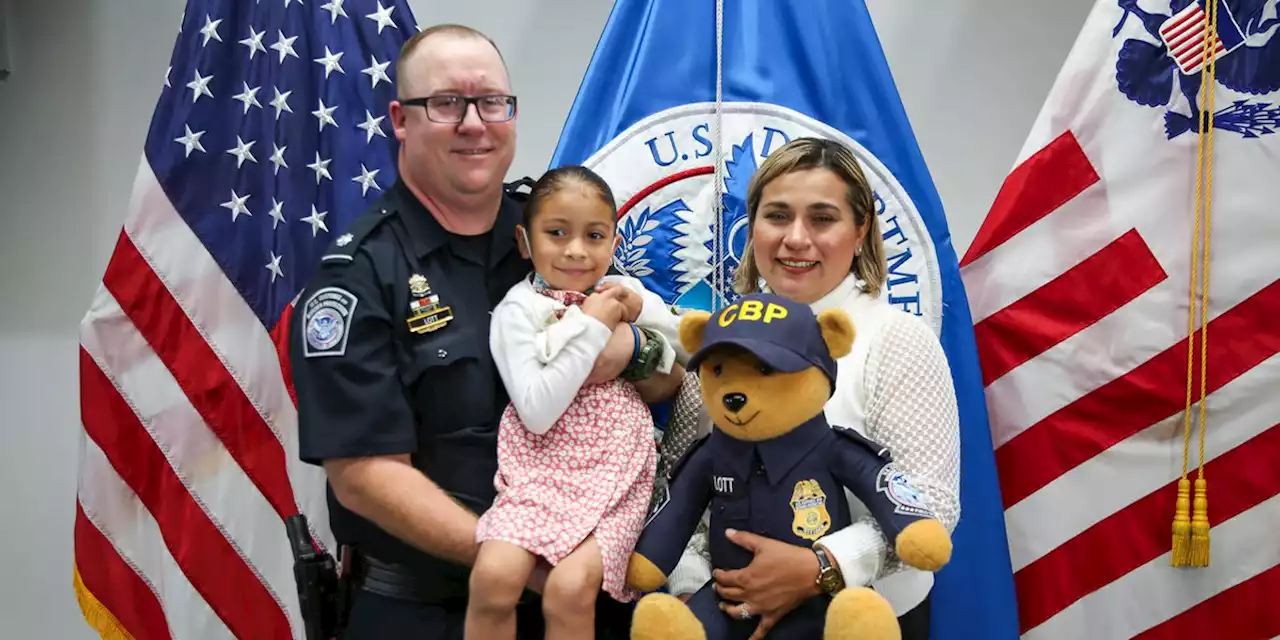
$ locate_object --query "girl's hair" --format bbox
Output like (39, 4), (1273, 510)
(733, 137), (887, 298)
(523, 165), (618, 229)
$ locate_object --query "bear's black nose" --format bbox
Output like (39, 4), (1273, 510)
(722, 393), (747, 413)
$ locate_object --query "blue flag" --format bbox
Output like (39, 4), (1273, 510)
(550, 1), (1019, 637)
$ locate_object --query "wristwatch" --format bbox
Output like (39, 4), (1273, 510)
(813, 544), (845, 595)
(621, 327), (664, 381)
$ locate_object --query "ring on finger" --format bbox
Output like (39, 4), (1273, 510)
(738, 603), (752, 620)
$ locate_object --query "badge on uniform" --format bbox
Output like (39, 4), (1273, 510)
(876, 463), (934, 518)
(406, 273), (453, 334)
(303, 287), (358, 358)
(790, 479), (832, 540)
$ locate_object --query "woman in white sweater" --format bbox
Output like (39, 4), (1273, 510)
(665, 137), (961, 639)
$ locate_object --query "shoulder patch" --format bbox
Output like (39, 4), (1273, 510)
(875, 462), (934, 518)
(832, 425), (891, 461)
(302, 286), (358, 358)
(320, 208), (393, 265)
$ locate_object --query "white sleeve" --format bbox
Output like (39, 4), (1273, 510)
(489, 299), (613, 435)
(817, 314), (962, 587)
(666, 512), (712, 595)
(613, 276), (689, 372)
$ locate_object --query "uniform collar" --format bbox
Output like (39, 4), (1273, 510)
(714, 413), (831, 485)
(391, 179), (522, 267)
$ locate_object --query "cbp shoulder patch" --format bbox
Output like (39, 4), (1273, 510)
(302, 287), (358, 358)
(875, 462), (934, 518)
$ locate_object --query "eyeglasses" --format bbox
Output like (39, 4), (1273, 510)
(400, 94), (517, 123)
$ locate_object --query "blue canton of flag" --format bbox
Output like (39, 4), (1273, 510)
(552, 1), (1020, 637)
(152, 0), (417, 327)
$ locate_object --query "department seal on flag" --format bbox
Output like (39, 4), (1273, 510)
(582, 102), (944, 332)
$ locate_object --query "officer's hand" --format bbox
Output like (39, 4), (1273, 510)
(713, 529), (822, 640)
(586, 323), (640, 384)
(582, 287), (627, 328)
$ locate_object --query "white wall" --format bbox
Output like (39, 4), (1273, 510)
(0, 0), (1094, 636)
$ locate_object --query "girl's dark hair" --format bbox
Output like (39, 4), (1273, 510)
(523, 165), (618, 228)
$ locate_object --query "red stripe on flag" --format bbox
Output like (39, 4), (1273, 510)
(103, 232), (299, 520)
(959, 131), (1099, 268)
(974, 229), (1165, 386)
(270, 301), (298, 408)
(80, 347), (291, 638)
(74, 503), (171, 639)
(1135, 564), (1280, 639)
(1161, 6), (1201, 38)
(997, 278), (1280, 508)
(1013, 422), (1280, 633)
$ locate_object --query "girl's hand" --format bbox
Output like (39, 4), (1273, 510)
(582, 287), (626, 328)
(713, 529), (823, 640)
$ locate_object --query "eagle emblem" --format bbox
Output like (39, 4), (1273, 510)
(1114, 0), (1280, 139)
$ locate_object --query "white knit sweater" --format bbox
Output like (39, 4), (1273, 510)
(666, 274), (962, 615)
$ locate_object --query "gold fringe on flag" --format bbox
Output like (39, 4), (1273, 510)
(1172, 0), (1219, 569)
(74, 563), (135, 640)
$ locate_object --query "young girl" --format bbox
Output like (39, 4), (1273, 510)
(465, 165), (686, 639)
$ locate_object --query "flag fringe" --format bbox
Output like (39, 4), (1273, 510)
(1190, 477), (1211, 566)
(1171, 477), (1192, 566)
(74, 563), (135, 640)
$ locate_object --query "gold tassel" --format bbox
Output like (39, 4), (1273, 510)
(1170, 477), (1192, 567)
(1189, 477), (1210, 566)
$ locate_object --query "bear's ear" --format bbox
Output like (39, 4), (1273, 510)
(817, 309), (855, 359)
(679, 311), (712, 354)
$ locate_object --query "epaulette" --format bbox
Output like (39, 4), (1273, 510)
(503, 176), (536, 204)
(318, 208), (394, 266)
(832, 424), (892, 462)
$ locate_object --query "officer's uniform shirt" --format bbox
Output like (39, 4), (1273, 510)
(634, 413), (933, 576)
(290, 178), (530, 593)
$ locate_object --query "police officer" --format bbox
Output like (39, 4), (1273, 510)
(290, 24), (648, 639)
(633, 294), (944, 638)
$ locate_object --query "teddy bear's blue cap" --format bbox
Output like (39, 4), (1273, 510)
(687, 292), (838, 388)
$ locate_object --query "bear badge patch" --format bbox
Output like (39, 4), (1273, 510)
(790, 479), (832, 541)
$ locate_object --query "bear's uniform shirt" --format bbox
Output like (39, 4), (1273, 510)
(635, 413), (937, 576)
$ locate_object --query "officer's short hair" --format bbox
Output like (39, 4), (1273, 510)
(395, 24), (508, 95)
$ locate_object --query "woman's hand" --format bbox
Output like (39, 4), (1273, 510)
(713, 529), (822, 640)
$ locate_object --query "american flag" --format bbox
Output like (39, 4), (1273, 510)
(961, 0), (1280, 638)
(73, 1), (417, 637)
(1158, 0), (1245, 75)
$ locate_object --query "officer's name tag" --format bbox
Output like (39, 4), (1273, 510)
(303, 287), (358, 358)
(713, 475), (738, 496)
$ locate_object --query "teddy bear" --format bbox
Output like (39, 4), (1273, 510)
(624, 292), (953, 640)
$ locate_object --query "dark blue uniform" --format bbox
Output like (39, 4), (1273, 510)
(290, 179), (633, 639)
(634, 294), (938, 639)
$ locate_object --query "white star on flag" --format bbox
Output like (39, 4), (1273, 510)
(227, 137), (257, 168)
(312, 99), (339, 131)
(187, 70), (214, 103)
(301, 205), (329, 237)
(233, 83), (263, 113)
(271, 30), (299, 62)
(220, 190), (252, 221)
(268, 198), (286, 229)
(366, 2), (397, 34)
(240, 27), (267, 60)
(265, 252), (284, 282)
(353, 164), (381, 196)
(321, 0), (348, 23)
(200, 15), (223, 46)
(357, 110), (386, 143)
(308, 152), (333, 183)
(314, 46), (346, 78)
(362, 56), (391, 89)
(270, 144), (288, 175)
(270, 87), (293, 119)
(174, 125), (206, 157)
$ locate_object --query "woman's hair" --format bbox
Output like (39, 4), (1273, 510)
(523, 165), (618, 229)
(733, 137), (887, 298)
